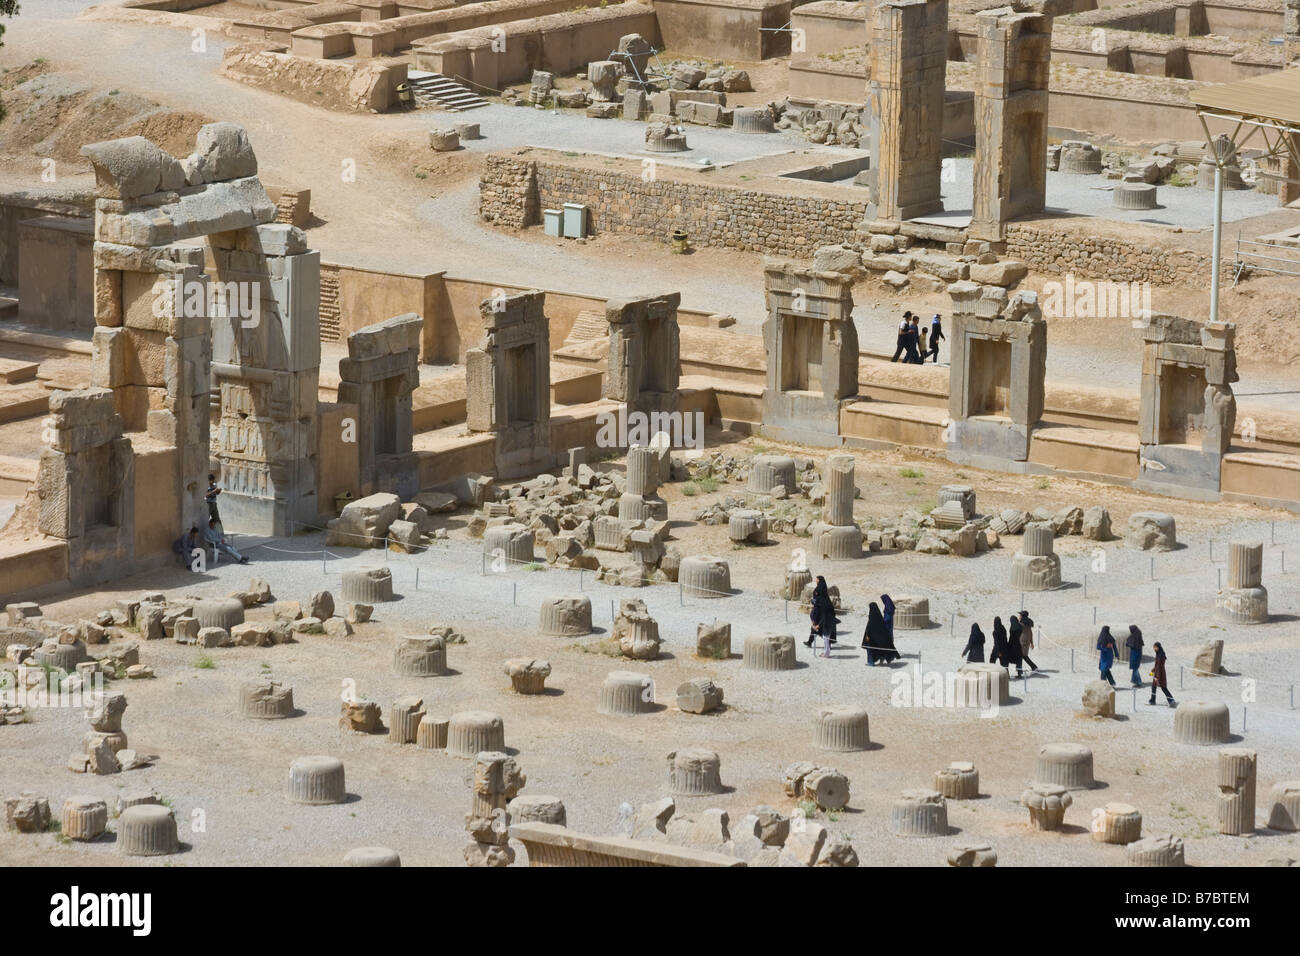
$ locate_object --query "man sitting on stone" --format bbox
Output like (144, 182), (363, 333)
(205, 518), (249, 564)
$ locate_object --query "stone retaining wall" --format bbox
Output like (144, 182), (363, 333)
(479, 154), (868, 256)
(1004, 223), (1221, 286)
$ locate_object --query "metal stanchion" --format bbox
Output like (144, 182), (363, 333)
(1242, 705), (1248, 733)
(784, 599), (789, 623)
(1070, 648), (1075, 673)
(1150, 556), (1155, 580)
(611, 599), (616, 623)
(512, 582), (517, 606)
(1179, 665), (1184, 690)
(1092, 606), (1097, 625)
(1157, 587), (1162, 612)
(415, 567), (420, 591)
(679, 582), (684, 606)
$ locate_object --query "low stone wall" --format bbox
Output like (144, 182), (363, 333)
(219, 44), (407, 113)
(1004, 221), (1220, 286)
(480, 152), (869, 256)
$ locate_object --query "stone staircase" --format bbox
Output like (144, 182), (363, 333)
(562, 310), (608, 347)
(319, 265), (341, 343)
(407, 70), (488, 111)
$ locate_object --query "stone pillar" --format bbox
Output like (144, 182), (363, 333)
(945, 285), (1046, 464)
(821, 455), (855, 525)
(604, 293), (681, 419)
(1217, 747), (1256, 835)
(1218, 541), (1268, 623)
(336, 313), (421, 504)
(760, 261), (859, 447)
(210, 224), (322, 535)
(1137, 315), (1237, 495)
(465, 751), (525, 867)
(969, 9), (1051, 242)
(466, 290), (553, 479)
(866, 0), (947, 221)
(1287, 0), (1300, 67)
(34, 389), (135, 586)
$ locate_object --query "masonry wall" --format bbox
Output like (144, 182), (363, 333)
(1004, 221), (1222, 286)
(481, 154), (869, 256)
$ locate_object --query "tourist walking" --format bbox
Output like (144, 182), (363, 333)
(989, 616), (1010, 668)
(891, 312), (913, 362)
(806, 575), (838, 654)
(1097, 626), (1118, 687)
(961, 623), (986, 663)
(861, 601), (888, 665)
(928, 314), (944, 363)
(1125, 625), (1145, 687)
(880, 594), (896, 644)
(1148, 642), (1176, 707)
(903, 315), (922, 364)
(917, 324), (929, 363)
(1005, 612), (1026, 678)
(1017, 610), (1039, 672)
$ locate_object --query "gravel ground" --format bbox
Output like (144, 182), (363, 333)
(453, 104), (853, 168)
(837, 158), (1280, 228)
(3, 441), (1299, 867)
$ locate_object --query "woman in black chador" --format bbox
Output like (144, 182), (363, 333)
(806, 575), (838, 649)
(961, 623), (986, 663)
(861, 602), (900, 665)
(989, 616), (1010, 667)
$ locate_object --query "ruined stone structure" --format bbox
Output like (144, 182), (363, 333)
(1137, 315), (1237, 495)
(865, 0), (948, 221)
(604, 293), (681, 419)
(34, 389), (135, 586)
(760, 261), (858, 446)
(81, 125), (309, 536)
(945, 285), (1046, 465)
(466, 290), (553, 479)
(969, 8), (1051, 242)
(207, 210), (321, 535)
(338, 313), (422, 501)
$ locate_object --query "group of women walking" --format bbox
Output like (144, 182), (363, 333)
(806, 574), (1176, 708)
(1095, 625), (1176, 706)
(804, 576), (900, 665)
(960, 611), (1038, 678)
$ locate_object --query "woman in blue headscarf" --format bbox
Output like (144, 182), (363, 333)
(1096, 626), (1118, 687)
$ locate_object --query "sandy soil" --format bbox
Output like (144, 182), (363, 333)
(2, 436), (1298, 867)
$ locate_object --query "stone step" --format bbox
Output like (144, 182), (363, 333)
(563, 310), (608, 347)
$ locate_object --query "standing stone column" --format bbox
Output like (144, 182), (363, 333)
(1217, 541), (1268, 623)
(465, 751), (525, 867)
(822, 455), (855, 525)
(866, 0), (948, 221)
(1217, 747), (1257, 835)
(969, 9), (1051, 241)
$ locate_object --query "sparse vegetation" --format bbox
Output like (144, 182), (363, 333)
(681, 482), (698, 496)
(196, 655), (215, 670)
(899, 467), (924, 479)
